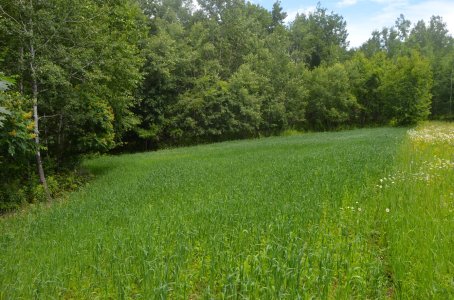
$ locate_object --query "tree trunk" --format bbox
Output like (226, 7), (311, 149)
(57, 113), (65, 164)
(450, 66), (453, 116)
(19, 47), (24, 94)
(29, 13), (52, 201)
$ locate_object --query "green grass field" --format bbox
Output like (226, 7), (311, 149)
(1, 124), (453, 299)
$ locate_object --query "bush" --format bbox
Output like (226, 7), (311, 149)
(379, 51), (433, 125)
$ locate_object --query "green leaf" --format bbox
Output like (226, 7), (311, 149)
(0, 106), (10, 128)
(0, 80), (12, 92)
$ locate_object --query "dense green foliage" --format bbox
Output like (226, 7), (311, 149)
(1, 0), (146, 157)
(0, 1), (453, 205)
(1, 125), (452, 298)
(131, 0), (449, 149)
(0, 75), (37, 209)
(0, 0), (147, 207)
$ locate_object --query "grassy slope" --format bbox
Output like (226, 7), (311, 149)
(0, 126), (452, 299)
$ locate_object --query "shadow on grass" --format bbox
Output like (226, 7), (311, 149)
(82, 161), (117, 177)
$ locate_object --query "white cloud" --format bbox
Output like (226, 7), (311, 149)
(281, 0), (454, 48)
(284, 6), (317, 23)
(189, 0), (201, 12)
(347, 0), (454, 48)
(337, 0), (358, 7)
(397, 1), (454, 33)
(347, 23), (377, 48)
(370, 0), (407, 3)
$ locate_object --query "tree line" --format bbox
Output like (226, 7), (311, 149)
(1, 0), (453, 209)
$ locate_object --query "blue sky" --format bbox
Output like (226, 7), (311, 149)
(253, 0), (454, 48)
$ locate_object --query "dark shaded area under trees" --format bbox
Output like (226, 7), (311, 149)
(1, 0), (453, 209)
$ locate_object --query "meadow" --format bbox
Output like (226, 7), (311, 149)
(1, 123), (453, 299)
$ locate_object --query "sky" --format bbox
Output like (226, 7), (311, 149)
(252, 0), (454, 48)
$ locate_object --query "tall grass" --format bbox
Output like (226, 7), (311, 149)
(372, 122), (454, 298)
(1, 125), (452, 298)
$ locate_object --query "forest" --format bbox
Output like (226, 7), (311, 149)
(1, 0), (453, 208)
